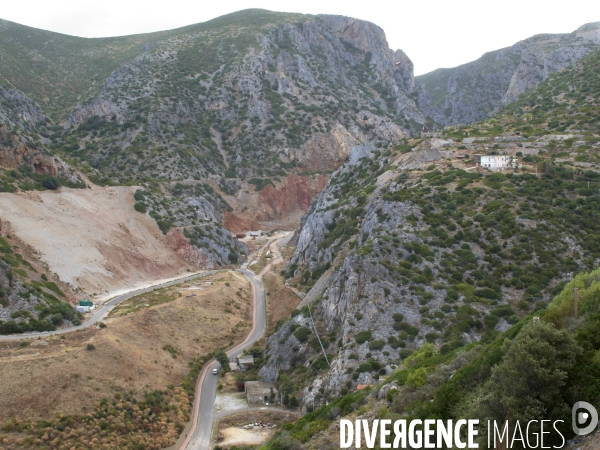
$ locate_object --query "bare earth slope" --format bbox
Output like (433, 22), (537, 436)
(0, 185), (190, 296)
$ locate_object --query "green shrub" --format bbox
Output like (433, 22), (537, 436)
(42, 175), (61, 190)
(293, 327), (312, 343)
(355, 330), (372, 344)
(369, 340), (385, 351)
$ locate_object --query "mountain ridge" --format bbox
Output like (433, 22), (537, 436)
(417, 21), (600, 125)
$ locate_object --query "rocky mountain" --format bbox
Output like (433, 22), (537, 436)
(1, 9), (599, 343)
(263, 269), (600, 449)
(53, 10), (426, 187)
(452, 47), (600, 138)
(259, 49), (600, 403)
(0, 18), (178, 119)
(417, 21), (600, 125)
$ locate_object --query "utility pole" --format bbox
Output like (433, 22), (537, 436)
(574, 287), (579, 317)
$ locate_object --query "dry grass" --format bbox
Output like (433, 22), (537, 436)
(108, 286), (182, 317)
(263, 271), (302, 335)
(0, 271), (253, 449)
(218, 371), (244, 394)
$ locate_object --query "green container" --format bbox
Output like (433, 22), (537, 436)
(79, 300), (93, 307)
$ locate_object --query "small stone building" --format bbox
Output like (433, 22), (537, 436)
(480, 155), (515, 171)
(237, 355), (254, 370)
(245, 381), (278, 404)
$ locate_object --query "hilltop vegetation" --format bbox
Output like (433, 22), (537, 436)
(416, 22), (600, 125)
(48, 10), (424, 185)
(1, 10), (306, 119)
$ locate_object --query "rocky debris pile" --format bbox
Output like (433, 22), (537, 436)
(241, 422), (276, 430)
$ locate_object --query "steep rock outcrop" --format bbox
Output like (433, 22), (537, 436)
(261, 138), (597, 404)
(166, 228), (242, 268)
(417, 22), (600, 125)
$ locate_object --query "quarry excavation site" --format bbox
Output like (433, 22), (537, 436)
(0, 6), (600, 450)
(0, 185), (189, 296)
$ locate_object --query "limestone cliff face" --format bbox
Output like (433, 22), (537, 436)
(61, 12), (424, 182)
(166, 228), (246, 268)
(260, 149), (438, 397)
(259, 136), (595, 404)
(0, 87), (45, 128)
(417, 22), (600, 125)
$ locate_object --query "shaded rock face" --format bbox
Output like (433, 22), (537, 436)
(67, 99), (120, 128)
(417, 22), (600, 125)
(0, 87), (45, 129)
(0, 261), (44, 322)
(258, 174), (329, 219)
(0, 87), (81, 184)
(167, 227), (247, 268)
(0, 127), (79, 182)
(260, 163), (433, 396)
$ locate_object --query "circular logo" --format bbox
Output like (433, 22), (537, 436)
(572, 401), (598, 436)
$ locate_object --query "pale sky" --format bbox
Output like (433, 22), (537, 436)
(2, 0), (598, 75)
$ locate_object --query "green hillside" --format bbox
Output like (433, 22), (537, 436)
(415, 66), (455, 107)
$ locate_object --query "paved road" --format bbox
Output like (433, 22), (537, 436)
(182, 233), (288, 450)
(0, 271), (217, 342)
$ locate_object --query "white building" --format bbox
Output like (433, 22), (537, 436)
(479, 155), (515, 172)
